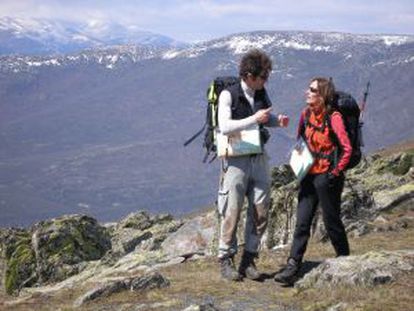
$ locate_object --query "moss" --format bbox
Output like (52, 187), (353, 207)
(41, 216), (110, 265)
(27, 215), (111, 285)
(373, 152), (413, 176)
(390, 153), (413, 175)
(46, 233), (79, 263)
(4, 232), (36, 295)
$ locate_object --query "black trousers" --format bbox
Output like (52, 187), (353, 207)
(289, 173), (350, 262)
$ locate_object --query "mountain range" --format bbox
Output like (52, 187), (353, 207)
(0, 17), (186, 55)
(0, 17), (413, 227)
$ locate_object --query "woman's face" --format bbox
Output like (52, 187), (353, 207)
(306, 80), (323, 112)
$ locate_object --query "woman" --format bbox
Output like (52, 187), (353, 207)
(274, 77), (352, 284)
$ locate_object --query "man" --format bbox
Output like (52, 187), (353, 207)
(217, 49), (289, 281)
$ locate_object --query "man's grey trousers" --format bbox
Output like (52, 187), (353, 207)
(217, 153), (270, 258)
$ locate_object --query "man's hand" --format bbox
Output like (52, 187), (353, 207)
(254, 107), (272, 124)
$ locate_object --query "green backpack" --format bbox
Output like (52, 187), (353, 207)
(184, 76), (240, 162)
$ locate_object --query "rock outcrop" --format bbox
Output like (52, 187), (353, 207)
(161, 211), (216, 258)
(0, 149), (412, 309)
(73, 272), (170, 307)
(296, 250), (414, 289)
(1, 215), (111, 295)
(266, 151), (413, 248)
(102, 211), (182, 264)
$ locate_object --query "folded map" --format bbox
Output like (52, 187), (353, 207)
(216, 125), (262, 158)
(289, 138), (314, 181)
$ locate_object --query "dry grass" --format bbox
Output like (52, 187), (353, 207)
(374, 138), (414, 156)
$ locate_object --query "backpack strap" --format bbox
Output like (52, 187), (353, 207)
(300, 108), (310, 139)
(302, 110), (338, 171)
(325, 114), (339, 171)
(301, 108), (328, 136)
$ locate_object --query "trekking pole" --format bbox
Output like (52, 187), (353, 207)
(183, 122), (206, 146)
(359, 81), (370, 122)
(358, 81), (370, 147)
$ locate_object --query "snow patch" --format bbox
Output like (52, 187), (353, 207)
(372, 61), (386, 67)
(344, 54), (353, 60)
(26, 61), (43, 67)
(226, 35), (275, 54)
(314, 46), (331, 52)
(279, 39), (311, 50)
(162, 50), (181, 59)
(381, 36), (411, 46)
(107, 55), (119, 63)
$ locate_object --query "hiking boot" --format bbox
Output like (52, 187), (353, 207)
(274, 258), (301, 284)
(219, 256), (241, 281)
(239, 250), (261, 280)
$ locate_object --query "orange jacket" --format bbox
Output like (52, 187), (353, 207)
(297, 108), (352, 175)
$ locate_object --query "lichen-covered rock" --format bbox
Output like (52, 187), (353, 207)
(2, 229), (37, 295)
(356, 153), (413, 192)
(373, 152), (413, 176)
(118, 211), (153, 230)
(73, 272), (170, 307)
(1, 214), (112, 295)
(373, 183), (414, 211)
(130, 272), (170, 291)
(118, 211), (174, 231)
(73, 279), (129, 307)
(296, 250), (414, 289)
(106, 211), (182, 263)
(110, 229), (153, 255)
(267, 183), (298, 249)
(31, 214), (111, 284)
(136, 215), (182, 252)
(265, 151), (414, 249)
(271, 164), (296, 188)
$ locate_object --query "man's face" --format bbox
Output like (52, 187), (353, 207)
(245, 71), (268, 90)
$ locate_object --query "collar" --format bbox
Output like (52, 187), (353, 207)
(241, 79), (255, 98)
(310, 109), (327, 124)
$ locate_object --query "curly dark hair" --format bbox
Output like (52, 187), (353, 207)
(239, 49), (272, 79)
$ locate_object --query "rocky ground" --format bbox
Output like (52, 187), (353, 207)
(0, 146), (413, 311)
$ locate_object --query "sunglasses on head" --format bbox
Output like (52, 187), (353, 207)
(309, 86), (319, 93)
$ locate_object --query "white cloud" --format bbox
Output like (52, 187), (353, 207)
(0, 0), (412, 41)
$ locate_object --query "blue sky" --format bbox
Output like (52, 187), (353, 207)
(1, 0), (413, 42)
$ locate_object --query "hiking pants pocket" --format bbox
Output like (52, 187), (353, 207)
(217, 189), (229, 217)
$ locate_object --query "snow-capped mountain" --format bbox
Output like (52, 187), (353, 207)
(0, 17), (187, 55)
(2, 30), (413, 73)
(167, 30), (414, 57)
(0, 45), (167, 72)
(0, 30), (413, 227)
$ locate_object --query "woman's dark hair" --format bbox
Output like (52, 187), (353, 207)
(311, 77), (337, 113)
(239, 49), (272, 78)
